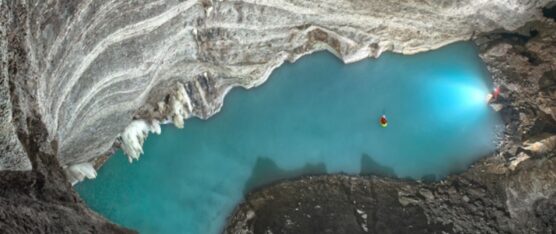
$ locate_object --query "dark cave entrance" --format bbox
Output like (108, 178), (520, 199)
(543, 2), (556, 20)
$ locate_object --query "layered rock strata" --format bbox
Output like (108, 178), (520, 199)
(1, 0), (552, 179)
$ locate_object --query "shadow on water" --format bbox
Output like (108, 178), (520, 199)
(358, 153), (466, 182)
(444, 159), (471, 177)
(359, 153), (397, 178)
(242, 157), (327, 194)
(244, 153), (456, 195)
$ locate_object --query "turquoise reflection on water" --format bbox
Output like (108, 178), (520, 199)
(76, 42), (502, 234)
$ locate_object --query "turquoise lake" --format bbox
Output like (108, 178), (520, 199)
(76, 42), (503, 234)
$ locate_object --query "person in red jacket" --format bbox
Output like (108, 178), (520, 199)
(487, 86), (500, 103)
(380, 115), (388, 128)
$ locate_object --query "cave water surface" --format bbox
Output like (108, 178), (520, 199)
(76, 42), (503, 234)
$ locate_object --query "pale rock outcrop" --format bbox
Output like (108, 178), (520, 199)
(119, 119), (161, 162)
(508, 152), (531, 171)
(167, 82), (193, 129)
(65, 162), (98, 184)
(115, 81), (193, 162)
(523, 135), (556, 154)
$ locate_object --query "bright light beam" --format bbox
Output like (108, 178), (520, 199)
(456, 85), (489, 108)
(425, 79), (490, 125)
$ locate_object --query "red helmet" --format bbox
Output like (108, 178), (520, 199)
(380, 115), (388, 125)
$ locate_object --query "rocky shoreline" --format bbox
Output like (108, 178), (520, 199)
(0, 1), (555, 233)
(225, 157), (556, 234)
(225, 19), (556, 233)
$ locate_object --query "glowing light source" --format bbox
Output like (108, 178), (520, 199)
(433, 82), (488, 109)
(456, 85), (488, 107)
(426, 79), (490, 123)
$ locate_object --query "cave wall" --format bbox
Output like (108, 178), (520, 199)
(1, 0), (550, 175)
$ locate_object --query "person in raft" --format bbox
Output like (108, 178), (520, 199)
(380, 114), (388, 127)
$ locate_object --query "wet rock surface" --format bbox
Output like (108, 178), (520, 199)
(226, 19), (556, 234)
